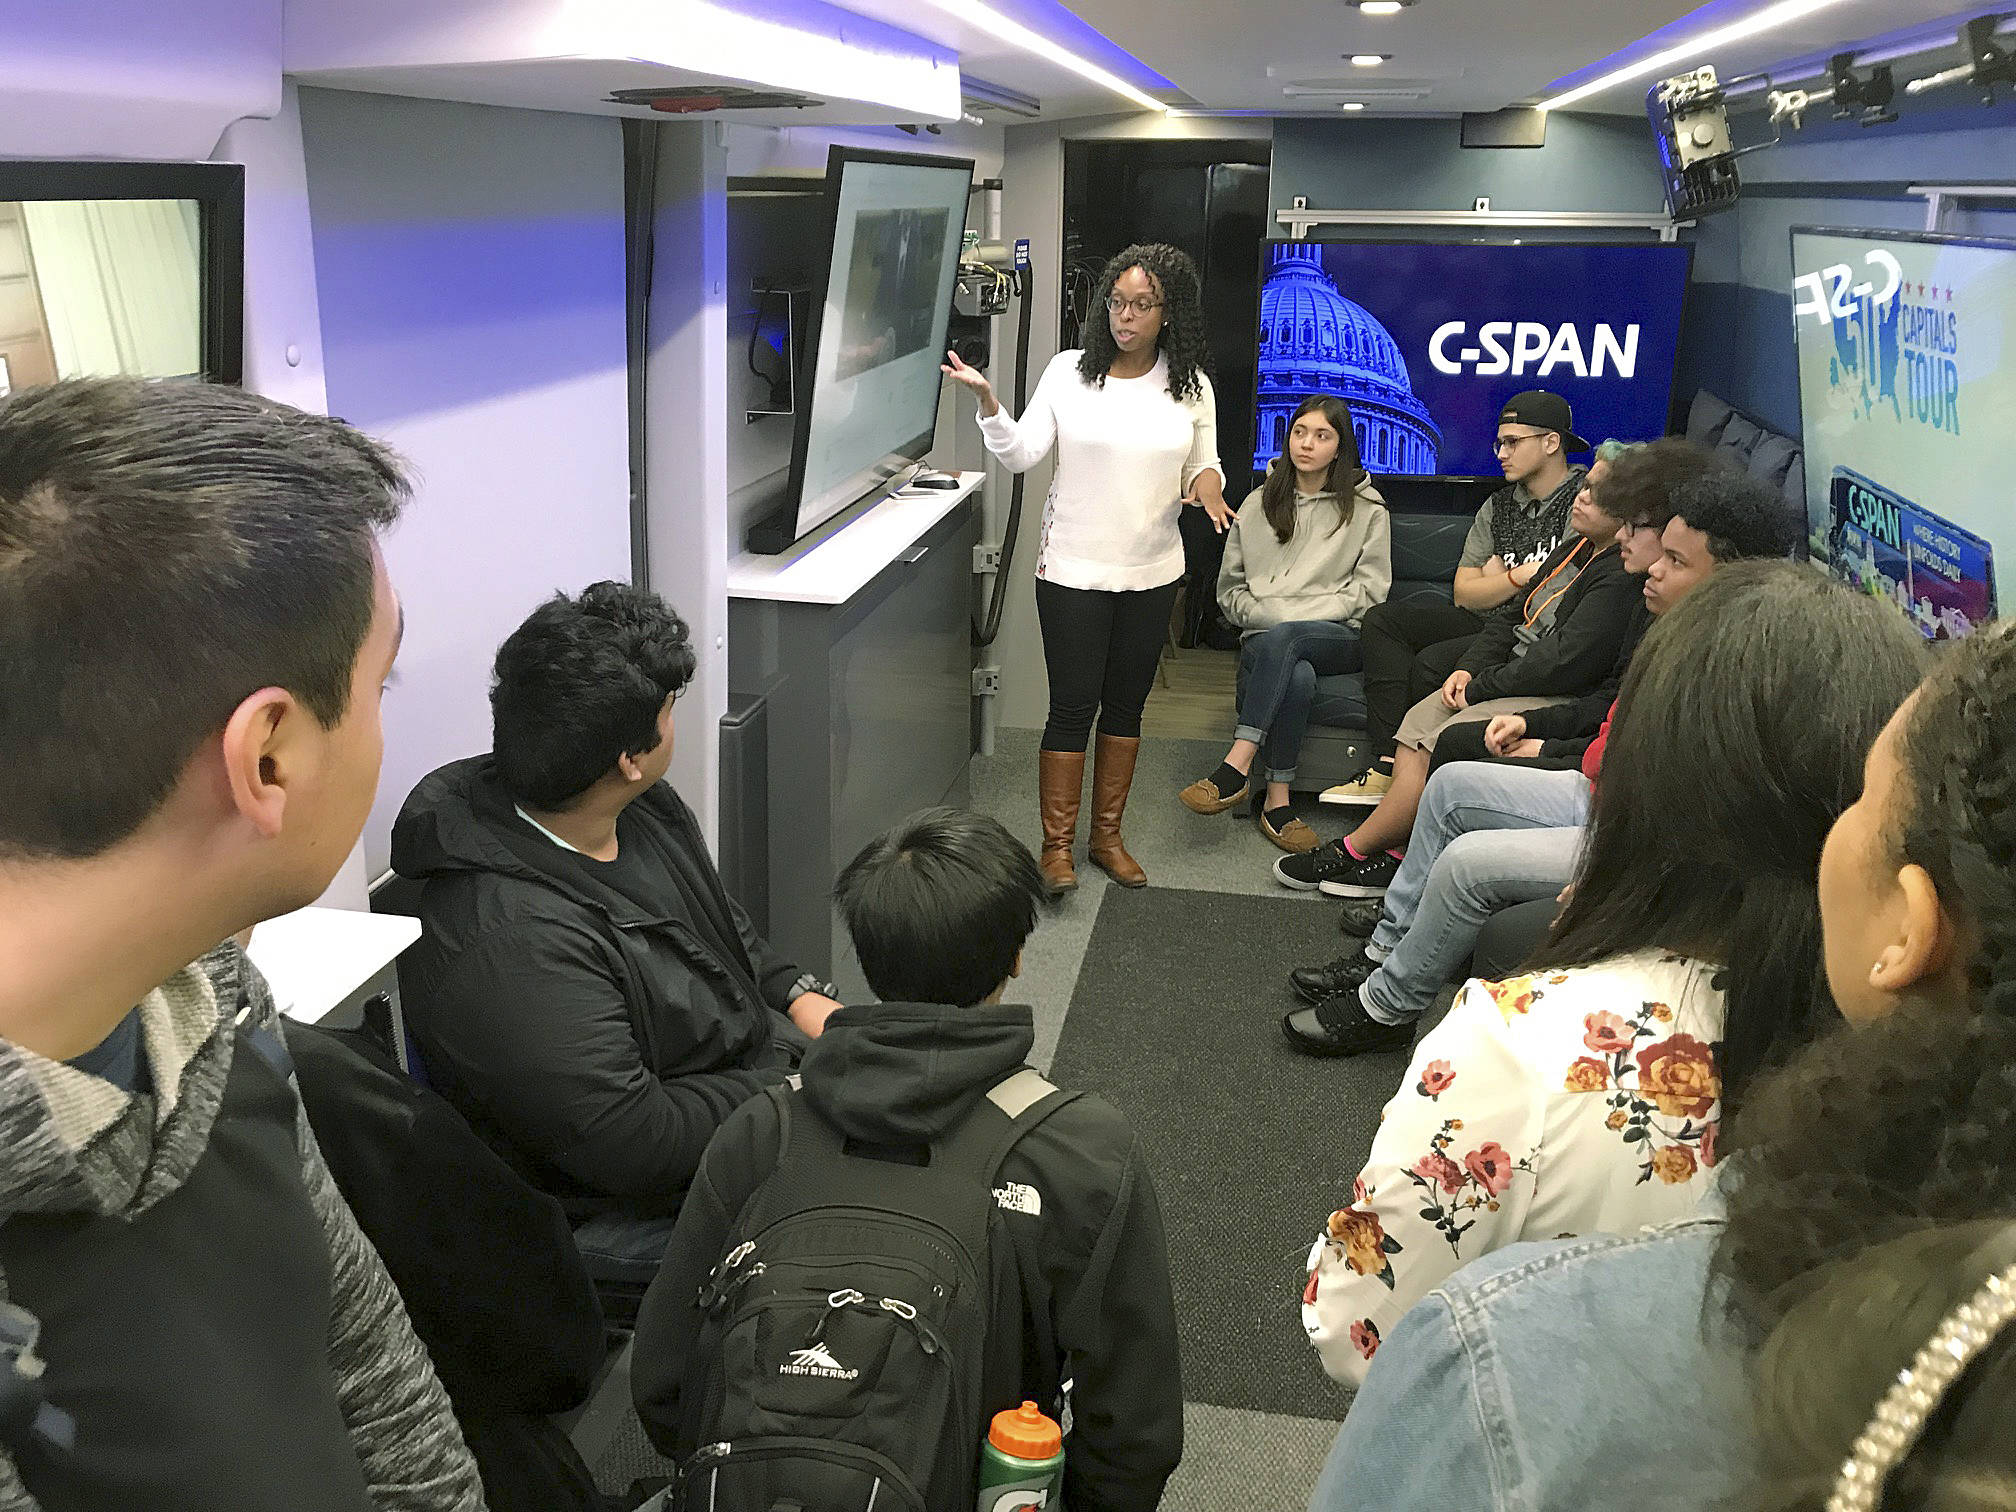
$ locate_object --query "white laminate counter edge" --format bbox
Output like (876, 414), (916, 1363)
(726, 472), (984, 606)
(245, 907), (423, 1025)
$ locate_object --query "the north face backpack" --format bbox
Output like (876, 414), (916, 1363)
(677, 1067), (1078, 1512)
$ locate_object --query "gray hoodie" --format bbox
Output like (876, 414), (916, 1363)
(0, 942), (486, 1512)
(1216, 476), (1392, 634)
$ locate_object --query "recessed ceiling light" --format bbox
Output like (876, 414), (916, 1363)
(1537, 0), (1853, 111)
(1341, 101), (1367, 110)
(1351, 1), (1410, 14)
(1349, 53), (1390, 65)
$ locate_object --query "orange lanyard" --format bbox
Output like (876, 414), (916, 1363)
(1520, 539), (1602, 629)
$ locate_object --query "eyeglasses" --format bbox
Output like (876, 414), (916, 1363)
(1492, 430), (1552, 455)
(1105, 295), (1164, 316)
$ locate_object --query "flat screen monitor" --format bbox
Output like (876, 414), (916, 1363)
(1793, 227), (2013, 640)
(1253, 240), (1692, 479)
(749, 147), (973, 554)
(0, 160), (244, 397)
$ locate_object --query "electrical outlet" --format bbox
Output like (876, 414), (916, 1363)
(971, 668), (1002, 696)
(1474, 196), (1492, 213)
(973, 544), (1003, 573)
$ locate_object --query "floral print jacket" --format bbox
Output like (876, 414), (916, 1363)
(1301, 950), (1726, 1387)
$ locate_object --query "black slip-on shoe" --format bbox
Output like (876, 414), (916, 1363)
(1280, 986), (1416, 1058)
(1337, 898), (1385, 937)
(1289, 948), (1378, 1005)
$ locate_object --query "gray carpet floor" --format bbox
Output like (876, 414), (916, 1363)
(1046, 886), (1386, 1422)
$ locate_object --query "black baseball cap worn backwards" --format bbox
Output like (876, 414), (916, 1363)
(1499, 390), (1590, 454)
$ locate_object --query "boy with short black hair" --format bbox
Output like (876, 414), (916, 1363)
(392, 582), (840, 1313)
(0, 378), (482, 1509)
(633, 807), (1184, 1512)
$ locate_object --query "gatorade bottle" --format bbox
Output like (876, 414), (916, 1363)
(976, 1400), (1064, 1512)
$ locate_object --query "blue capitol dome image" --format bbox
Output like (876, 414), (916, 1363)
(1256, 244), (1440, 475)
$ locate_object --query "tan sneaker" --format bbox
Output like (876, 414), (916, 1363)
(1320, 767), (1392, 807)
(1260, 810), (1320, 854)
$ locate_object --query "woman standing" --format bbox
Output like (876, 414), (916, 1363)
(945, 243), (1228, 893)
(1181, 394), (1390, 853)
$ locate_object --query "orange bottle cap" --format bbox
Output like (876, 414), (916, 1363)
(988, 1400), (1062, 1459)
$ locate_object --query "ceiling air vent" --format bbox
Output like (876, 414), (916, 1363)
(605, 86), (823, 113)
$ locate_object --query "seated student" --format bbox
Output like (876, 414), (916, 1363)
(393, 582), (843, 1303)
(1180, 395), (1391, 852)
(633, 808), (1183, 1512)
(1425, 437), (1722, 774)
(1296, 563), (1926, 1388)
(0, 379), (483, 1508)
(1308, 621), (2011, 1510)
(1284, 462), (1798, 1055)
(285, 1021), (609, 1512)
(1319, 390), (1589, 809)
(1274, 446), (1642, 898)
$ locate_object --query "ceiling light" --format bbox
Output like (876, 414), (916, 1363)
(1537, 0), (1856, 111)
(1353, 1), (1409, 14)
(1350, 53), (1390, 66)
(915, 0), (1168, 112)
(1342, 101), (1367, 110)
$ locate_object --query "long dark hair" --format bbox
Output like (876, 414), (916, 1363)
(1077, 242), (1210, 403)
(1717, 624), (2016, 1310)
(1261, 394), (1364, 544)
(1530, 562), (1927, 1114)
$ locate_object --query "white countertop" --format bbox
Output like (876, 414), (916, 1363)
(727, 472), (983, 606)
(245, 906), (422, 1025)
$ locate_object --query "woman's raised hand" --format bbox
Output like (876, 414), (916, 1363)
(941, 350), (999, 415)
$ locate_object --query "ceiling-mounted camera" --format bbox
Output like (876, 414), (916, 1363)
(1646, 67), (1740, 217)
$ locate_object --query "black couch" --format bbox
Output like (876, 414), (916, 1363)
(1259, 398), (1805, 792)
(1236, 475), (1496, 793)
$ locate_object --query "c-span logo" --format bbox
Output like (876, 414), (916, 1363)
(780, 1343), (859, 1380)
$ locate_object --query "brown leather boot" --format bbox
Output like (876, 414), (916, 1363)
(1088, 734), (1147, 887)
(1038, 749), (1086, 894)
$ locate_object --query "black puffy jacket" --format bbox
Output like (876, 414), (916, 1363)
(392, 757), (806, 1218)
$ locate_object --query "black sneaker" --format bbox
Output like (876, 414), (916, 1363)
(1281, 985), (1416, 1058)
(1272, 839), (1355, 891)
(1317, 849), (1402, 899)
(1289, 947), (1377, 1005)
(1337, 898), (1385, 938)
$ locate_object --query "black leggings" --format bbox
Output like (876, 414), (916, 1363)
(1360, 598), (1486, 759)
(1035, 576), (1181, 752)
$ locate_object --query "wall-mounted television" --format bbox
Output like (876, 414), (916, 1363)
(1253, 240), (1692, 480)
(746, 146), (973, 555)
(0, 160), (244, 397)
(1793, 226), (2014, 640)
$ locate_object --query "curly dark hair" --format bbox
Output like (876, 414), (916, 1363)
(490, 580), (697, 809)
(1743, 1220), (2016, 1511)
(1717, 624), (2016, 1319)
(1596, 436), (1725, 533)
(1076, 242), (1211, 403)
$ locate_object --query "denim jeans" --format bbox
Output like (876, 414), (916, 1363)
(573, 1211), (681, 1327)
(1234, 620), (1364, 782)
(1360, 762), (1591, 1024)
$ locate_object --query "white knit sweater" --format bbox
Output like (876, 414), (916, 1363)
(977, 350), (1223, 593)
